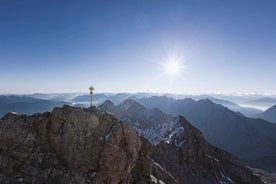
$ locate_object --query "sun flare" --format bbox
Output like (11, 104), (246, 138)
(164, 60), (181, 76)
(156, 50), (187, 78)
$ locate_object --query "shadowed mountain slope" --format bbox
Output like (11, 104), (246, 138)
(136, 96), (276, 158)
(257, 105), (276, 124)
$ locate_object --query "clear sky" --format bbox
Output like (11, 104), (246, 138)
(1, 0), (276, 94)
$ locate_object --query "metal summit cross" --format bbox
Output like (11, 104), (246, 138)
(89, 85), (94, 107)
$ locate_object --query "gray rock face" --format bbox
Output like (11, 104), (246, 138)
(0, 105), (175, 184)
(99, 99), (176, 144)
(151, 116), (263, 184)
(100, 100), (266, 184)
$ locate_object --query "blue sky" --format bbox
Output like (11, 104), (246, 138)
(1, 0), (276, 94)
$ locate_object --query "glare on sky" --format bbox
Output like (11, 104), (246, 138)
(158, 51), (186, 78)
(164, 59), (181, 76)
(1, 1), (276, 94)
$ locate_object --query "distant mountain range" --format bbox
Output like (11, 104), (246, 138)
(24, 92), (274, 117)
(70, 93), (264, 117)
(138, 96), (276, 159)
(0, 95), (68, 118)
(204, 96), (263, 117)
(71, 93), (138, 106)
(26, 93), (80, 101)
(1, 93), (276, 174)
(102, 97), (276, 173)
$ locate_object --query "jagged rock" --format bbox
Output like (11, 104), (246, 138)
(0, 105), (265, 184)
(100, 99), (266, 184)
(99, 99), (176, 144)
(0, 105), (175, 184)
(152, 116), (263, 184)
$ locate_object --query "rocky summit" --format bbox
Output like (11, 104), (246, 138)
(0, 105), (263, 184)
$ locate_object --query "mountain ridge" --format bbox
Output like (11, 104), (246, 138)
(113, 97), (276, 173)
(0, 105), (263, 184)
(256, 105), (276, 124)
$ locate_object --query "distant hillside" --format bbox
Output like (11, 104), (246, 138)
(256, 105), (276, 124)
(72, 93), (133, 105)
(206, 97), (263, 117)
(0, 95), (41, 104)
(27, 93), (80, 101)
(0, 95), (68, 118)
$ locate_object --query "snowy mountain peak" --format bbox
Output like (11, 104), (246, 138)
(100, 99), (187, 147)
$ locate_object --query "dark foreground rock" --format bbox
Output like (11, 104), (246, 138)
(0, 105), (264, 184)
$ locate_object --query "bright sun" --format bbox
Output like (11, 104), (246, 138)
(164, 60), (180, 76)
(157, 51), (186, 78)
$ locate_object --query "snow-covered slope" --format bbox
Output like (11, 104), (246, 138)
(99, 101), (264, 184)
(99, 99), (185, 145)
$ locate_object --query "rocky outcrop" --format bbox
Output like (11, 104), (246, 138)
(100, 99), (266, 184)
(99, 99), (176, 144)
(152, 116), (263, 184)
(0, 105), (265, 184)
(100, 99), (173, 130)
(0, 105), (175, 184)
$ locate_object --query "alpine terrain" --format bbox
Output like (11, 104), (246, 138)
(0, 105), (263, 184)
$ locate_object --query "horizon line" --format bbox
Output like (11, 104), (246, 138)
(1, 91), (276, 97)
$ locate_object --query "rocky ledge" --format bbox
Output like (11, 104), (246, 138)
(0, 105), (264, 184)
